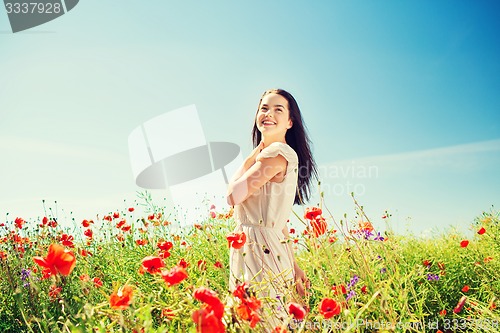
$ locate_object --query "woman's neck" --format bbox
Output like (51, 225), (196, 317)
(262, 136), (286, 148)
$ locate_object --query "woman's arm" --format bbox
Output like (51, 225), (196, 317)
(228, 142), (264, 184)
(226, 149), (287, 206)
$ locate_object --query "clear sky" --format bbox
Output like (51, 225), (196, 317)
(1, 1), (499, 236)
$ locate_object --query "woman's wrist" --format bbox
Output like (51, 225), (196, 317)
(243, 157), (256, 170)
(293, 261), (301, 271)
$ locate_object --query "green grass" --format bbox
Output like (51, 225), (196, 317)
(1, 193), (498, 332)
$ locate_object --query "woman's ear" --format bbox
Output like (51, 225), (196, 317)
(287, 119), (293, 129)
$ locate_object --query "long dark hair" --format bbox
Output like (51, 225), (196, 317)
(251, 88), (318, 205)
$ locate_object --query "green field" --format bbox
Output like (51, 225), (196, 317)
(1, 193), (498, 332)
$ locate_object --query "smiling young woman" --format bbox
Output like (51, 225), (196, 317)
(226, 88), (318, 328)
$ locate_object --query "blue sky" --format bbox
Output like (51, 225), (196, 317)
(1, 1), (499, 235)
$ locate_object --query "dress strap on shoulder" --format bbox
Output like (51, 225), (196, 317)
(257, 142), (298, 165)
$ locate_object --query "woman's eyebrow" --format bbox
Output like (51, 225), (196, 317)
(260, 103), (285, 108)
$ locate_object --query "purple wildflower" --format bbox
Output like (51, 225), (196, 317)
(21, 268), (30, 281)
(348, 275), (359, 288)
(21, 268), (31, 288)
(346, 290), (356, 301)
(426, 273), (440, 281)
(363, 229), (374, 239)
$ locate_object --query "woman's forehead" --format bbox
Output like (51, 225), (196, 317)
(261, 93), (288, 108)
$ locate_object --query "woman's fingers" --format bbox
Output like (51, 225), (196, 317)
(296, 279), (306, 297)
(304, 277), (311, 289)
(296, 277), (311, 298)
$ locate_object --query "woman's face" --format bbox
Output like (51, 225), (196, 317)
(255, 93), (293, 139)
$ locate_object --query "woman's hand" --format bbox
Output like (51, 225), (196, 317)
(294, 265), (310, 298)
(244, 141), (264, 168)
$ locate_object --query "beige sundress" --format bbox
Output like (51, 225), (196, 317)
(229, 142), (299, 327)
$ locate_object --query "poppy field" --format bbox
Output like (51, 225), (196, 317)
(1, 192), (499, 333)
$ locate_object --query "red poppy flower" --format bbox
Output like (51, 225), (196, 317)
(33, 243), (76, 276)
(60, 234), (75, 247)
(113, 212), (120, 219)
(304, 207), (322, 220)
(310, 217), (327, 237)
(103, 215), (112, 222)
(198, 260), (207, 271)
(159, 250), (170, 259)
(178, 258), (189, 268)
(453, 296), (467, 314)
(233, 281), (260, 326)
(82, 219), (93, 227)
(192, 306), (225, 333)
(79, 249), (91, 257)
(15, 217), (25, 229)
(422, 260), (432, 267)
(140, 256), (165, 274)
(161, 308), (174, 320)
(361, 285), (368, 294)
(161, 265), (188, 286)
(157, 241), (173, 251)
(318, 298), (341, 319)
(121, 224), (131, 232)
(93, 277), (103, 288)
(48, 285), (62, 299)
(214, 261), (223, 268)
(128, 207), (135, 212)
(287, 302), (306, 320)
(116, 219), (126, 228)
(236, 296), (261, 328)
(477, 227), (486, 235)
(358, 221), (374, 233)
(462, 285), (470, 293)
(332, 284), (347, 295)
(232, 282), (249, 300)
(439, 309), (447, 316)
(79, 274), (90, 282)
(136, 239), (148, 246)
(109, 284), (133, 310)
(460, 240), (469, 248)
(84, 229), (93, 239)
(193, 287), (225, 319)
(41, 267), (52, 279)
(227, 232), (246, 249)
